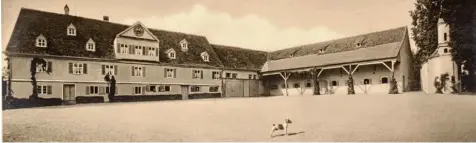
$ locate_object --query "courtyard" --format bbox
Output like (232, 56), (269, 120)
(3, 93), (476, 142)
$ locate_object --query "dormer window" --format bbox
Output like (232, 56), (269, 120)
(166, 49), (176, 59)
(318, 49), (326, 53)
(148, 47), (156, 56)
(35, 34), (47, 47)
(180, 39), (188, 52)
(67, 24), (76, 36)
(356, 43), (362, 47)
(201, 52), (209, 62)
(86, 38), (95, 51)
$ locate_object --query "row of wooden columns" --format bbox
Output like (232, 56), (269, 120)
(277, 61), (396, 96)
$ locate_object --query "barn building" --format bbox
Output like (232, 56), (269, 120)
(5, 6), (417, 103)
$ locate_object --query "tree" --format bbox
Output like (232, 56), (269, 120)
(29, 57), (50, 99)
(347, 76), (355, 95)
(104, 74), (116, 102)
(410, 0), (476, 92)
(389, 73), (399, 94)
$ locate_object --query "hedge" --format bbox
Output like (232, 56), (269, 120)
(111, 94), (182, 102)
(5, 97), (62, 109)
(76, 96), (105, 104)
(188, 93), (221, 99)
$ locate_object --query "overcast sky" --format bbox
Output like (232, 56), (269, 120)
(2, 0), (417, 52)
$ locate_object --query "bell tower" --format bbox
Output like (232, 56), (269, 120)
(437, 18), (451, 55)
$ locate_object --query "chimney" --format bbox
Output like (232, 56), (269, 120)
(64, 4), (70, 15)
(103, 16), (109, 22)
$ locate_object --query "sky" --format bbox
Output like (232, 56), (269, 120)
(2, 0), (417, 52)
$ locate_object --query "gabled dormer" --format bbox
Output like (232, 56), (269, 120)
(114, 21), (160, 62)
(180, 39), (188, 52)
(67, 23), (76, 36)
(35, 34), (47, 48)
(166, 48), (176, 59)
(86, 38), (95, 52)
(201, 51), (209, 62)
(116, 21), (159, 42)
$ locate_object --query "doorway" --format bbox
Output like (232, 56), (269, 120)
(181, 85), (189, 100)
(62, 84), (76, 101)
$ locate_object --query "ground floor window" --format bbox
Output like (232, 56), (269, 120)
(306, 82), (312, 87)
(134, 86), (143, 95)
(191, 86), (201, 92)
(381, 77), (389, 84)
(293, 83), (300, 88)
(331, 80), (339, 86)
(363, 78), (372, 85)
(37, 85), (52, 95)
(158, 85), (171, 92)
(209, 86), (219, 92)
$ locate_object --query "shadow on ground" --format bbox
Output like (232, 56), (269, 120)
(272, 131), (305, 138)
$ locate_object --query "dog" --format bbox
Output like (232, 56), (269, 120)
(270, 118), (292, 137)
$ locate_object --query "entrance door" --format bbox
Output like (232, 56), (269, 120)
(181, 85), (189, 100)
(62, 84), (76, 101)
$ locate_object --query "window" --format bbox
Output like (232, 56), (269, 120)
(193, 70), (203, 79)
(226, 73), (231, 78)
(148, 47), (156, 56)
(36, 34), (47, 47)
(180, 39), (188, 51)
(36, 61), (52, 73)
(37, 85), (52, 95)
(381, 77), (389, 84)
(253, 75), (257, 79)
(147, 85), (157, 92)
(293, 83), (300, 88)
(356, 43), (362, 47)
(168, 52), (176, 59)
(363, 78), (372, 85)
(249, 74), (252, 79)
(212, 71), (221, 79)
(318, 49), (326, 53)
(444, 33), (447, 41)
(158, 85), (171, 92)
(132, 66), (145, 77)
(281, 84), (288, 88)
(165, 68), (176, 78)
(86, 86), (100, 95)
(135, 46), (143, 55)
(102, 65), (116, 75)
(134, 86), (143, 95)
(69, 63), (87, 75)
(67, 24), (76, 36)
(232, 73), (237, 79)
(331, 80), (338, 86)
(86, 38), (95, 51)
(271, 85), (278, 89)
(444, 48), (448, 53)
(209, 86), (219, 92)
(191, 86), (200, 92)
(201, 52), (209, 62)
(306, 82), (312, 88)
(120, 44), (129, 54)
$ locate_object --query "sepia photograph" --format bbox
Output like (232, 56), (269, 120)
(1, 0), (476, 142)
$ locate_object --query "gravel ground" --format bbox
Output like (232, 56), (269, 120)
(3, 93), (476, 142)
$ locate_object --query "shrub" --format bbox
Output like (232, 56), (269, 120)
(112, 94), (182, 102)
(76, 96), (105, 104)
(188, 93), (221, 99)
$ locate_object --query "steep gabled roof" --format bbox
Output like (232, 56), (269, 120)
(6, 8), (222, 68)
(211, 44), (268, 71)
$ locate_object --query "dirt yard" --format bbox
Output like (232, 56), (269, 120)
(3, 93), (476, 142)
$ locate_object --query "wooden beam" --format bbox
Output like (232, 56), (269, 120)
(351, 64), (360, 75)
(341, 66), (350, 75)
(382, 62), (392, 72)
(317, 69), (325, 77)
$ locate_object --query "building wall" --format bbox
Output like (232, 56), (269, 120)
(421, 54), (456, 94)
(222, 70), (259, 80)
(396, 30), (415, 92)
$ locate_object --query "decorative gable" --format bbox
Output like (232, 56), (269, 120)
(116, 21), (159, 41)
(201, 51), (209, 62)
(67, 23), (76, 36)
(35, 34), (47, 47)
(86, 38), (95, 51)
(180, 39), (188, 52)
(166, 48), (176, 59)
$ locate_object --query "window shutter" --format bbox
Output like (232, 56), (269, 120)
(99, 86), (105, 95)
(114, 65), (118, 75)
(145, 86), (150, 92)
(102, 65), (106, 75)
(83, 63), (87, 74)
(142, 86), (146, 95)
(131, 45), (135, 54)
(68, 63), (73, 74)
(131, 66), (135, 76)
(143, 67), (146, 77)
(201, 71), (203, 79)
(143, 47), (147, 55)
(117, 43), (120, 53)
(174, 69), (176, 78)
(47, 61), (52, 73)
(86, 86), (90, 95)
(370, 79), (372, 84)
(47, 86), (52, 94)
(115, 87), (118, 94)
(164, 69), (167, 77)
(132, 87), (135, 94)
(156, 48), (159, 56)
(192, 70), (195, 79)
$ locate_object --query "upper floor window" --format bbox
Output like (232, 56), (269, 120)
(232, 73), (237, 79)
(67, 23), (76, 36)
(86, 38), (95, 51)
(166, 49), (176, 59)
(192, 70), (203, 79)
(68, 63), (87, 75)
(36, 34), (47, 47)
(201, 52), (209, 62)
(212, 71), (221, 79)
(135, 46), (143, 55)
(102, 65), (117, 75)
(36, 61), (52, 73)
(132, 66), (145, 77)
(148, 47), (156, 56)
(226, 73), (231, 78)
(165, 68), (176, 78)
(249, 74), (252, 79)
(253, 75), (258, 79)
(180, 39), (188, 52)
(444, 33), (448, 41)
(120, 44), (129, 54)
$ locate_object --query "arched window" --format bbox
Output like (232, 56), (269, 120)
(363, 78), (371, 85)
(381, 77), (388, 84)
(331, 80), (338, 86)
